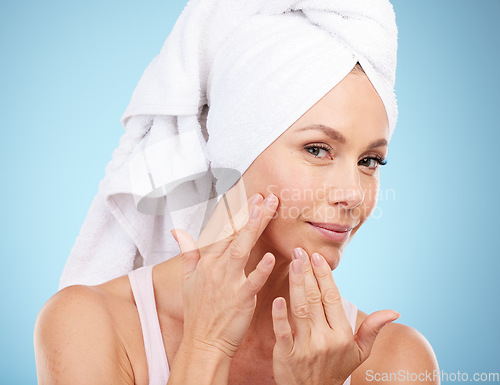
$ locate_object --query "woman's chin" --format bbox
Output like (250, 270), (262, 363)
(323, 251), (342, 271)
(300, 244), (342, 270)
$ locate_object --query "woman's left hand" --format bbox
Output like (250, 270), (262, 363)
(271, 248), (400, 385)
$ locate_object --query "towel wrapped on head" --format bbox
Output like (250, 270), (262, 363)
(58, 0), (398, 290)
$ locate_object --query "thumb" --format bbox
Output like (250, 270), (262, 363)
(354, 309), (400, 362)
(171, 228), (200, 280)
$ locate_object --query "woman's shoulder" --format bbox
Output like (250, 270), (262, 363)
(36, 277), (137, 337)
(351, 309), (440, 385)
(34, 282), (137, 384)
(35, 284), (120, 345)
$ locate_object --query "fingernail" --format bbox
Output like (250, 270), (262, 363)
(291, 259), (303, 274)
(312, 252), (323, 267)
(249, 193), (262, 206)
(264, 193), (278, 208)
(385, 312), (400, 325)
(274, 298), (285, 310)
(292, 247), (307, 263)
(263, 253), (274, 265)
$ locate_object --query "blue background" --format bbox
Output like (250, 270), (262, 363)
(1, 0), (498, 383)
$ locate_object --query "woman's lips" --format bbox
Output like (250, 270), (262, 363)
(307, 222), (352, 243)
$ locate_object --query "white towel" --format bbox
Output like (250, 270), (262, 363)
(58, 0), (398, 290)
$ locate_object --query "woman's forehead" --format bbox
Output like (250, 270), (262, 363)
(286, 72), (390, 140)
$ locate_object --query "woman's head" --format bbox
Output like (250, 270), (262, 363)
(59, 0), (399, 288)
(240, 63), (389, 269)
(167, 7), (397, 260)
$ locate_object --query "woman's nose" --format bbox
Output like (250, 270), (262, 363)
(326, 163), (364, 209)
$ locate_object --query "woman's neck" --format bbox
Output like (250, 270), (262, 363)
(242, 241), (294, 351)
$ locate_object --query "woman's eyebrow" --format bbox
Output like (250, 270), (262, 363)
(296, 124), (388, 149)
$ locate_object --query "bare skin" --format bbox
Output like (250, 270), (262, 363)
(34, 67), (440, 384)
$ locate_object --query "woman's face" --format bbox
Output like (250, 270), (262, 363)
(242, 69), (390, 269)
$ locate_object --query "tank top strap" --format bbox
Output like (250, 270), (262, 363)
(341, 296), (358, 385)
(341, 296), (358, 333)
(128, 265), (170, 385)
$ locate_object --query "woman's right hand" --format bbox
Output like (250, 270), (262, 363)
(171, 192), (279, 359)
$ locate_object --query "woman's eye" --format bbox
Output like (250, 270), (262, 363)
(304, 145), (387, 170)
(304, 145), (332, 159)
(359, 156), (386, 170)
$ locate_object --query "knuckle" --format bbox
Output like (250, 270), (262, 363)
(227, 240), (246, 260)
(314, 269), (332, 280)
(245, 213), (260, 231)
(363, 318), (381, 338)
(221, 222), (237, 238)
(322, 288), (342, 305)
(293, 303), (310, 318)
(305, 289), (322, 304)
(368, 324), (381, 338)
(212, 236), (233, 255)
(275, 329), (291, 341)
(234, 210), (250, 229)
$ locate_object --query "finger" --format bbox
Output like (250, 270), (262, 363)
(237, 252), (275, 304)
(213, 193), (276, 253)
(171, 228), (201, 280)
(171, 227), (198, 254)
(288, 259), (311, 343)
(256, 193), (279, 234)
(217, 193), (261, 245)
(224, 193), (278, 275)
(199, 193), (264, 259)
(293, 248), (328, 327)
(272, 297), (294, 356)
(310, 252), (351, 333)
(354, 309), (400, 362)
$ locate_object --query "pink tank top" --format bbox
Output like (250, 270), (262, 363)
(128, 264), (358, 385)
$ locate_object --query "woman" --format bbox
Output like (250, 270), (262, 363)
(35, 0), (439, 383)
(34, 64), (439, 384)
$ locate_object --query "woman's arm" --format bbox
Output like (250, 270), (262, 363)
(35, 193), (279, 385)
(34, 285), (232, 385)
